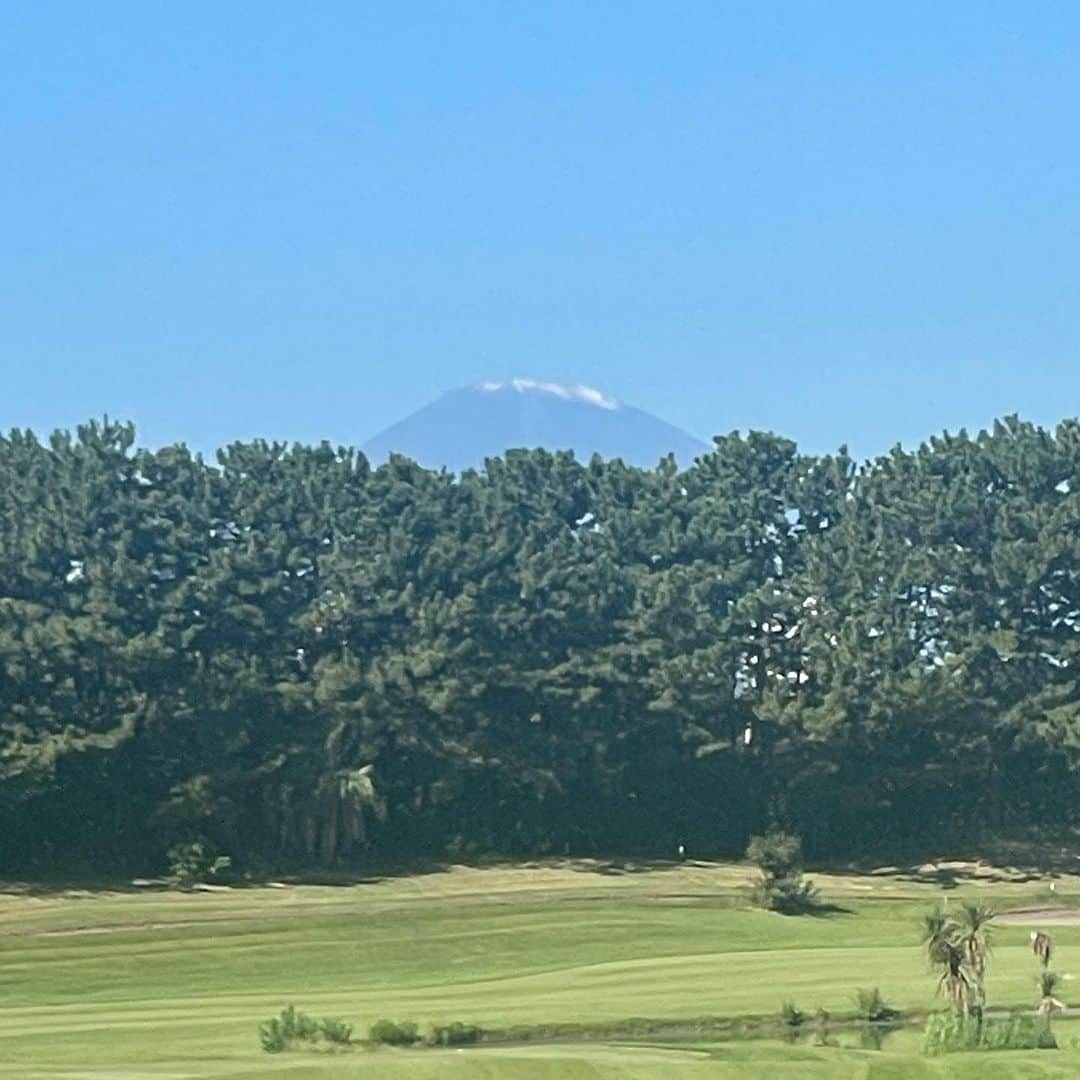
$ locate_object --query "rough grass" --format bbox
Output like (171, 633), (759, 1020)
(2, 858), (1080, 1077)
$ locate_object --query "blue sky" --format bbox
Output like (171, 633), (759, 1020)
(3, 2), (1078, 460)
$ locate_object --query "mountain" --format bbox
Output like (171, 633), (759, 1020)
(362, 379), (710, 473)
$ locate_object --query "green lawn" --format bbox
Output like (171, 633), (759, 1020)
(1, 859), (1079, 1077)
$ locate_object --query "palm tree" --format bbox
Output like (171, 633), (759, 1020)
(921, 908), (971, 1014)
(315, 764), (386, 865)
(955, 903), (995, 1018)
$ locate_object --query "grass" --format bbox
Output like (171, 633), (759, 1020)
(1, 858), (1080, 1077)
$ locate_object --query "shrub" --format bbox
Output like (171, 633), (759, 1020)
(368, 1019), (420, 1046)
(166, 839), (232, 888)
(319, 1017), (354, 1046)
(259, 1005), (320, 1054)
(258, 1006), (353, 1053)
(982, 1014), (1057, 1051)
(780, 1001), (804, 1028)
(923, 1011), (1057, 1055)
(260, 1021), (287, 1054)
(746, 830), (818, 913)
(923, 1012), (980, 1056)
(746, 830), (801, 877)
(426, 1021), (483, 1046)
(854, 987), (899, 1022)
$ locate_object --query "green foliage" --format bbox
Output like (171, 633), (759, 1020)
(425, 1021), (483, 1046)
(920, 904), (999, 1015)
(1038, 969), (1061, 999)
(3, 416), (1080, 872)
(165, 840), (232, 888)
(923, 1011), (1057, 1055)
(258, 1006), (353, 1053)
(922, 1012), (980, 1055)
(982, 1015), (1057, 1051)
(259, 1023), (287, 1055)
(368, 1019), (420, 1046)
(1037, 968), (1066, 1021)
(747, 831), (802, 879)
(747, 831), (818, 913)
(853, 987), (898, 1022)
(258, 1005), (320, 1053)
(318, 1017), (354, 1046)
(779, 1001), (803, 1028)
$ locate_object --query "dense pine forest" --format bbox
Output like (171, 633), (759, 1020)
(1, 417), (1077, 876)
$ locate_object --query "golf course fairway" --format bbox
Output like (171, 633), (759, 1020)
(3, 859), (1080, 1077)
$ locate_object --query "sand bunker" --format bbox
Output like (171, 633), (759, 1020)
(998, 907), (1080, 926)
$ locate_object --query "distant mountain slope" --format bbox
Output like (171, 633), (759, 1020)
(363, 379), (709, 472)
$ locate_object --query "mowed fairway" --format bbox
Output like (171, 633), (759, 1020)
(3, 860), (1080, 1078)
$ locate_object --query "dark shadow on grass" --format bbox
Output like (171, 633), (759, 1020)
(768, 897), (852, 918)
(0, 855), (695, 897)
(801, 899), (852, 917)
(825, 831), (1080, 885)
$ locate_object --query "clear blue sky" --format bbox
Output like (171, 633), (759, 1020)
(3, 2), (1079, 460)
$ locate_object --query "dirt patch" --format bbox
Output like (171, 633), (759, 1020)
(998, 907), (1080, 925)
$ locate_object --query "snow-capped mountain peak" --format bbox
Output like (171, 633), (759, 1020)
(363, 379), (708, 473)
(477, 378), (620, 411)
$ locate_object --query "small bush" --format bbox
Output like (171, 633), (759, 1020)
(260, 1021), (287, 1054)
(259, 1005), (320, 1054)
(259, 1006), (353, 1053)
(780, 1001), (804, 1028)
(426, 1021), (483, 1046)
(746, 830), (802, 878)
(854, 987), (899, 1023)
(166, 839), (232, 888)
(319, 1017), (354, 1046)
(746, 830), (818, 913)
(368, 1019), (420, 1046)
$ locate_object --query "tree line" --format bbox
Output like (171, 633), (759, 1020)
(1, 416), (1077, 875)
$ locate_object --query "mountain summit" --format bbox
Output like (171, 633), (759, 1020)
(363, 379), (709, 473)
